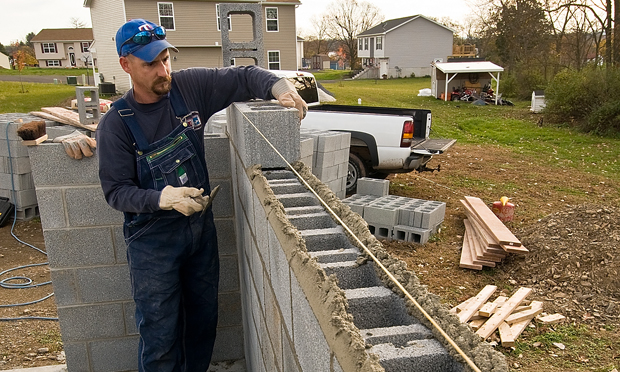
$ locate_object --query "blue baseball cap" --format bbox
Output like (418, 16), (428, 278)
(116, 19), (178, 62)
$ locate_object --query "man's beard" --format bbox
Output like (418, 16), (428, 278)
(152, 75), (172, 95)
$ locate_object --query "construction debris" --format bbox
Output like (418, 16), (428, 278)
(451, 285), (565, 347)
(30, 107), (97, 131)
(459, 196), (528, 270)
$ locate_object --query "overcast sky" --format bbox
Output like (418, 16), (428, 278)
(1, 0), (475, 46)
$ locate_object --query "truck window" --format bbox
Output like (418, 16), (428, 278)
(287, 77), (319, 105)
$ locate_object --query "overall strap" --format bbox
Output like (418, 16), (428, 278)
(169, 78), (190, 119)
(112, 97), (150, 151)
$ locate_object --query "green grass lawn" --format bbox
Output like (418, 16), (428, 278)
(321, 77), (620, 182)
(0, 67), (96, 76)
(0, 81), (75, 113)
(311, 69), (352, 81)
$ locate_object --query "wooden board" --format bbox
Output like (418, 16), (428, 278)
(464, 196), (522, 247)
(464, 219), (502, 264)
(505, 306), (543, 324)
(458, 285), (497, 323)
(460, 226), (483, 270)
(500, 301), (543, 347)
(451, 297), (475, 314)
(476, 287), (532, 339)
(38, 107), (98, 131)
(538, 313), (566, 324)
(461, 200), (501, 248)
(500, 242), (530, 254)
(479, 296), (508, 317)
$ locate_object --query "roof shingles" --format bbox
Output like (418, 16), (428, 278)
(31, 28), (93, 42)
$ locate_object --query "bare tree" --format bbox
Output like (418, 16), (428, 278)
(322, 0), (384, 69)
(310, 14), (330, 56)
(69, 17), (87, 28)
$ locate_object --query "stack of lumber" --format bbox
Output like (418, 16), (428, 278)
(460, 196), (528, 270)
(30, 107), (97, 131)
(451, 285), (566, 347)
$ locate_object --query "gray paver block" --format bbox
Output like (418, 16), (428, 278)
(89, 336), (139, 372)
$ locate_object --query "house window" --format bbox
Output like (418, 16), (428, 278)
(268, 50), (280, 70)
(364, 38), (368, 51)
(46, 60), (61, 67)
(230, 58), (235, 66)
(216, 4), (232, 31)
(81, 42), (90, 53)
(358, 38), (363, 51)
(376, 36), (382, 50)
(266, 7), (278, 32)
(158, 2), (175, 30)
(41, 43), (57, 54)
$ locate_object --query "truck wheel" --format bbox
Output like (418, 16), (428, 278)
(347, 153), (367, 194)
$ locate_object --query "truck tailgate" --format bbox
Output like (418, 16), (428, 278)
(411, 138), (456, 154)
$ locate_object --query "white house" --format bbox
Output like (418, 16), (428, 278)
(0, 52), (10, 69)
(357, 15), (453, 78)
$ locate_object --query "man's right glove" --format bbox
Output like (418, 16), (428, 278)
(271, 78), (308, 120)
(53, 130), (97, 160)
(159, 185), (204, 216)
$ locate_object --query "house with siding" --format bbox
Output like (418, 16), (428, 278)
(357, 15), (453, 78)
(31, 28), (95, 68)
(84, 0), (301, 92)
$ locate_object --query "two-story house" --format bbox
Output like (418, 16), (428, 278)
(31, 28), (95, 68)
(357, 15), (453, 78)
(84, 0), (301, 92)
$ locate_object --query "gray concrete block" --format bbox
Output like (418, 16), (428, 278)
(219, 255), (240, 293)
(370, 339), (463, 372)
(253, 191), (269, 270)
(276, 192), (320, 208)
(123, 301), (137, 335)
(0, 172), (34, 190)
(63, 342), (90, 372)
(291, 273), (331, 372)
(37, 188), (67, 230)
(0, 138), (30, 157)
(309, 247), (360, 264)
(314, 151), (335, 168)
(211, 179), (233, 219)
(334, 148), (349, 165)
(112, 225), (127, 264)
(28, 143), (99, 186)
(283, 205), (324, 216)
(204, 134), (232, 179)
(392, 225), (432, 244)
(57, 303), (126, 341)
(282, 332), (301, 372)
(340, 131), (351, 150)
(357, 177), (389, 197)
(75, 265), (131, 303)
(89, 336), (139, 372)
(267, 224), (292, 334)
(313, 164), (338, 182)
(363, 203), (399, 226)
(258, 304), (277, 372)
(218, 292), (243, 327)
(50, 269), (79, 306)
(321, 261), (382, 289)
(263, 283), (283, 371)
(299, 137), (314, 159)
(229, 102), (300, 169)
(46, 125), (78, 140)
(212, 326), (245, 362)
(362, 324), (434, 347)
(316, 133), (341, 153)
(0, 155), (31, 174)
(44, 227), (116, 268)
(0, 121), (23, 141)
(269, 182), (307, 195)
(345, 286), (416, 329)
(219, 3), (265, 68)
(288, 211), (336, 231)
(300, 227), (349, 252)
(65, 186), (124, 227)
(0, 188), (37, 210)
(367, 223), (393, 240)
(215, 218), (236, 256)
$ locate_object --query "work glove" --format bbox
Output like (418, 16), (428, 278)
(271, 78), (308, 120)
(159, 185), (204, 216)
(53, 130), (97, 160)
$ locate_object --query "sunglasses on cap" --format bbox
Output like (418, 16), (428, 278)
(121, 26), (167, 49)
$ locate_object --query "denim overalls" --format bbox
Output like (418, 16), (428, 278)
(113, 81), (219, 372)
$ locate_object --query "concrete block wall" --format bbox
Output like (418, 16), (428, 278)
(300, 128), (350, 199)
(343, 178), (445, 244)
(28, 134), (243, 372)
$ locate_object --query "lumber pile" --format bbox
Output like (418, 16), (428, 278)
(459, 196), (528, 270)
(30, 107), (97, 131)
(451, 285), (566, 347)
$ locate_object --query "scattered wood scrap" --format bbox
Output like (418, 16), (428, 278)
(451, 286), (565, 347)
(460, 196), (529, 270)
(30, 107), (97, 131)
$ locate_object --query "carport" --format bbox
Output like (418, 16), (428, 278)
(431, 61), (504, 104)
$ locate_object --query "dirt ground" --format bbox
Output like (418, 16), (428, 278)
(0, 142), (618, 371)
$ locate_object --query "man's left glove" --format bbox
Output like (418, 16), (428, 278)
(272, 78), (308, 120)
(53, 130), (97, 160)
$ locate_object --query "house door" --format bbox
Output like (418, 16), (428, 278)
(370, 38), (374, 59)
(380, 60), (388, 77)
(69, 53), (76, 67)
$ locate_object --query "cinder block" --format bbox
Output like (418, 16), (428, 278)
(357, 177), (389, 197)
(28, 143), (99, 186)
(367, 223), (393, 240)
(204, 134), (231, 179)
(218, 292), (243, 327)
(363, 203), (399, 226)
(219, 255), (240, 293)
(112, 226), (127, 264)
(46, 125), (79, 140)
(50, 269), (79, 306)
(210, 179), (233, 218)
(44, 227), (116, 268)
(299, 137), (314, 159)
(361, 324), (434, 347)
(0, 139), (32, 157)
(313, 164), (338, 182)
(0, 155), (31, 174)
(214, 218), (237, 256)
(0, 172), (34, 190)
(282, 331), (301, 372)
(123, 301), (137, 335)
(344, 286), (416, 329)
(392, 225), (432, 244)
(300, 227), (349, 252)
(63, 342), (90, 372)
(65, 186), (124, 227)
(334, 148), (349, 165)
(310, 247), (359, 264)
(340, 131), (351, 150)
(212, 326), (245, 362)
(288, 211), (336, 230)
(316, 133), (341, 153)
(75, 265), (131, 303)
(370, 339), (462, 372)
(57, 303), (126, 341)
(321, 261), (382, 289)
(14, 205), (38, 220)
(267, 224), (292, 333)
(314, 151), (335, 168)
(0, 188), (37, 210)
(89, 336), (139, 372)
(228, 102), (300, 169)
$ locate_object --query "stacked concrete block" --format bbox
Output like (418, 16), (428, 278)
(29, 133), (243, 371)
(298, 136), (314, 173)
(343, 184), (446, 244)
(264, 170), (463, 372)
(300, 128), (350, 199)
(356, 177), (389, 197)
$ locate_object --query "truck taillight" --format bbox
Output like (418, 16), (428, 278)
(400, 120), (414, 147)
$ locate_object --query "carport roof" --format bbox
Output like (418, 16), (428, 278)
(434, 61), (504, 74)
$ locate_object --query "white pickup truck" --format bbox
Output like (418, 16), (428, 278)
(278, 71), (456, 193)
